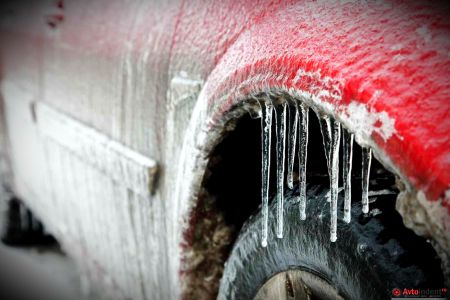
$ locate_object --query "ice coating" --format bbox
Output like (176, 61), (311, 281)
(260, 101), (273, 247)
(274, 102), (287, 238)
(362, 147), (372, 214)
(343, 130), (354, 223)
(287, 102), (298, 190)
(298, 104), (309, 221)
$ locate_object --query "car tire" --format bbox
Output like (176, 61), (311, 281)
(218, 184), (443, 300)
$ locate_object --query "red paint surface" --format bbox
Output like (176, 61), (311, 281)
(176, 0), (450, 209)
(1, 0), (449, 209)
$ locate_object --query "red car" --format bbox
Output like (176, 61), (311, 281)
(0, 1), (449, 299)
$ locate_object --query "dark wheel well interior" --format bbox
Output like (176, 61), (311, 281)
(206, 105), (395, 231)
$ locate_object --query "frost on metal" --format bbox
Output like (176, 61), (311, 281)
(342, 102), (396, 145)
(0, 97), (12, 192)
(168, 72), (203, 110)
(36, 103), (158, 197)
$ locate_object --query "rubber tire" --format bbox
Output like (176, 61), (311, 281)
(218, 184), (439, 300)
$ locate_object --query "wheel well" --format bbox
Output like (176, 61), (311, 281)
(181, 97), (444, 299)
(203, 102), (398, 245)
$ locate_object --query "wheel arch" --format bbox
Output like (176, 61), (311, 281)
(173, 1), (450, 296)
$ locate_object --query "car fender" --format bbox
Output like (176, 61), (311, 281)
(174, 1), (450, 284)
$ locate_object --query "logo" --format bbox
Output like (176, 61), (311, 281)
(392, 288), (401, 297)
(391, 287), (447, 299)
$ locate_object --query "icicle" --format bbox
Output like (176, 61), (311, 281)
(298, 104), (309, 220)
(259, 101), (273, 247)
(286, 102), (298, 190)
(318, 113), (340, 242)
(274, 102), (287, 238)
(329, 120), (341, 242)
(318, 115), (332, 169)
(361, 147), (372, 214)
(342, 130), (354, 223)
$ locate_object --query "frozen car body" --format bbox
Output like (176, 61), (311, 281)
(0, 0), (449, 298)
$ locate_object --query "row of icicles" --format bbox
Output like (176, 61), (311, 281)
(259, 99), (372, 247)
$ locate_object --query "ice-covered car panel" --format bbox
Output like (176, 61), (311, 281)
(199, 1), (450, 204)
(1, 0), (449, 298)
